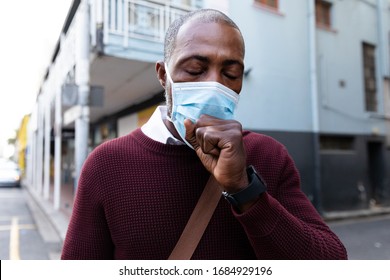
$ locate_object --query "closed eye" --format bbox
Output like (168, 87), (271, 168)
(224, 73), (239, 80)
(224, 71), (241, 80)
(186, 70), (203, 76)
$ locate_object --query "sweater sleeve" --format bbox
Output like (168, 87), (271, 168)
(234, 137), (348, 260)
(61, 148), (114, 260)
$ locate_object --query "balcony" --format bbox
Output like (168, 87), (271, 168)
(84, 0), (197, 124)
(91, 0), (195, 62)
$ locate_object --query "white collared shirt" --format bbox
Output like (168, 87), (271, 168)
(141, 106), (184, 145)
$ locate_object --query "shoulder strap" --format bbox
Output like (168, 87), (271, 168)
(168, 175), (221, 260)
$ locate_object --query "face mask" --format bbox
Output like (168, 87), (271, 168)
(165, 63), (240, 148)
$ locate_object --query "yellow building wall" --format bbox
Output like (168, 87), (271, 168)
(137, 105), (159, 127)
(16, 115), (30, 172)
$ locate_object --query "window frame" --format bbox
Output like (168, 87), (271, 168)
(320, 135), (356, 154)
(362, 42), (378, 112)
(254, 0), (279, 11)
(315, 0), (332, 30)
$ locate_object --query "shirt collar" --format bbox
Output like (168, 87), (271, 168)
(141, 106), (184, 145)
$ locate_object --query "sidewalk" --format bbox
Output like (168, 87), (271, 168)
(25, 179), (390, 251)
(23, 180), (74, 244)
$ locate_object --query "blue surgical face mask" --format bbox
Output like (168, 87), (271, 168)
(165, 63), (240, 148)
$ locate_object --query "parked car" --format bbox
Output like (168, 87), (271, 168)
(0, 159), (21, 188)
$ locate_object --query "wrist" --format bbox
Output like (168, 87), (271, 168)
(222, 165), (267, 212)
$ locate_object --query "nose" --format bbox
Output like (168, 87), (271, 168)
(204, 68), (224, 85)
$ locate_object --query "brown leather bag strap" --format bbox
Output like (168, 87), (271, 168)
(168, 175), (221, 260)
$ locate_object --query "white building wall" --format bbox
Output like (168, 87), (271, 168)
(229, 0), (390, 136)
(317, 0), (387, 135)
(231, 0), (312, 132)
(118, 114), (138, 137)
(203, 0), (229, 14)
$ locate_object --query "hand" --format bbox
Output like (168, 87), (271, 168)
(184, 115), (248, 193)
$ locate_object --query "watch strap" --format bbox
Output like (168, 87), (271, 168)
(222, 165), (267, 208)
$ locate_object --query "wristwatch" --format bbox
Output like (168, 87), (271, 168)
(222, 165), (267, 209)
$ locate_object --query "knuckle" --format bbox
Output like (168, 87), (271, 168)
(232, 121), (242, 130)
(195, 127), (204, 137)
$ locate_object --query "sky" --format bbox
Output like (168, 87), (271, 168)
(0, 0), (73, 157)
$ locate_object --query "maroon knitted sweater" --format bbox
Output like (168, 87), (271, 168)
(61, 128), (347, 260)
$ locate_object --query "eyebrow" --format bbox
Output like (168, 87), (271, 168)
(177, 55), (244, 70)
(177, 55), (209, 65)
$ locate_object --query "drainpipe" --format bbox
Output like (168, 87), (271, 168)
(74, 0), (91, 190)
(54, 85), (62, 210)
(376, 0), (389, 197)
(54, 32), (64, 210)
(376, 0), (389, 129)
(377, 0), (389, 77)
(308, 0), (323, 213)
(43, 89), (51, 200)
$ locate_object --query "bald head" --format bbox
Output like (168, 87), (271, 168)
(164, 9), (245, 63)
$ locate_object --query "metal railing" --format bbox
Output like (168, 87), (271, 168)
(104, 0), (193, 47)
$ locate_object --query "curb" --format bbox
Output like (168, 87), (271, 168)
(323, 206), (390, 222)
(23, 182), (69, 243)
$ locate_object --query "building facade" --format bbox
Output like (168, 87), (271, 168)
(231, 0), (390, 211)
(25, 0), (390, 216)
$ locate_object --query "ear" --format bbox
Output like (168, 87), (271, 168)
(156, 60), (166, 89)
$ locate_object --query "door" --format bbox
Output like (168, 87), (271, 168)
(367, 142), (385, 205)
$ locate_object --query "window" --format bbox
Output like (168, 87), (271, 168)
(315, 0), (332, 28)
(320, 136), (355, 151)
(362, 43), (377, 112)
(254, 0), (278, 10)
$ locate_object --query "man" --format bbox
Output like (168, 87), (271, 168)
(61, 9), (347, 260)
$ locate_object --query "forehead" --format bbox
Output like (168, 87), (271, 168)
(171, 19), (244, 64)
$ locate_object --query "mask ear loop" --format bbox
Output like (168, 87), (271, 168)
(164, 63), (194, 149)
(165, 63), (174, 84)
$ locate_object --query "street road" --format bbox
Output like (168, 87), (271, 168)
(328, 213), (390, 259)
(0, 186), (389, 260)
(0, 187), (61, 260)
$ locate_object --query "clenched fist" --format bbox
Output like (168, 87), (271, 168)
(184, 115), (248, 193)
